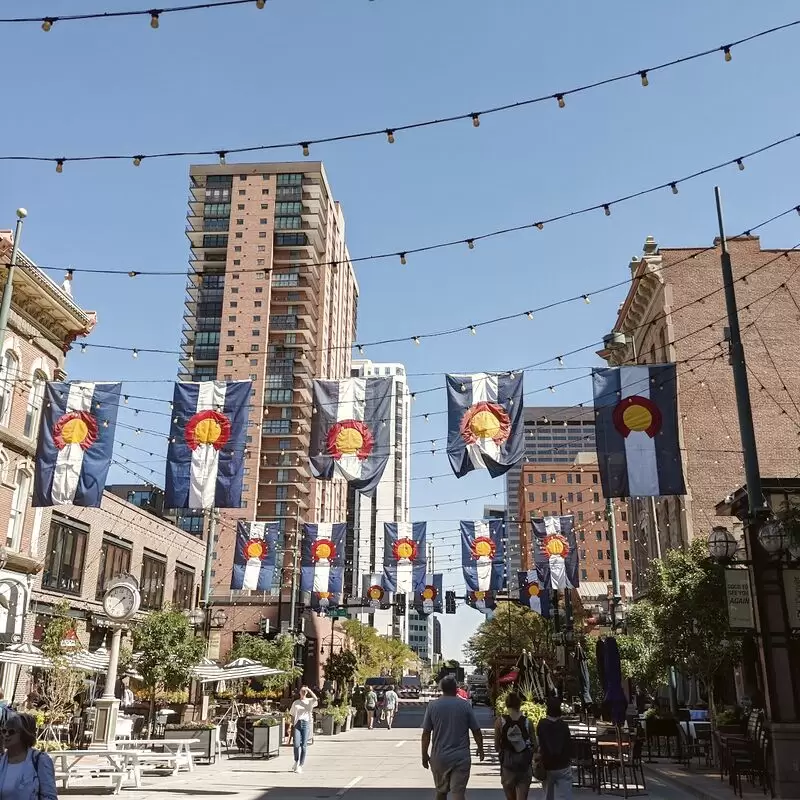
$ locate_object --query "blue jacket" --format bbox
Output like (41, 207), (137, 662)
(0, 749), (58, 800)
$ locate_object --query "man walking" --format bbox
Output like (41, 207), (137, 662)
(421, 676), (484, 800)
(366, 686), (378, 730)
(384, 684), (399, 729)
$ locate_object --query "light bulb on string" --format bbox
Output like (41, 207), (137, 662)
(42, 18), (54, 31)
(557, 356), (564, 366)
(413, 336), (420, 345)
(583, 294), (591, 304)
(386, 130), (395, 144)
(132, 349), (139, 359)
(535, 222), (544, 230)
(556, 94), (565, 109)
(639, 71), (649, 87)
(471, 113), (480, 128)
(150, 12), (160, 29)
(736, 159), (745, 171)
(603, 204), (611, 216)
(80, 344), (87, 354)
(357, 345), (364, 355)
(301, 143), (310, 157)
(468, 325), (477, 335)
(670, 182), (678, 195)
(55, 160), (64, 174)
(723, 46), (732, 62)
(467, 239), (475, 250)
(526, 311), (534, 320)
(133, 156), (143, 167)
(217, 151), (226, 165)
(399, 252), (407, 266)
(256, 0), (266, 7)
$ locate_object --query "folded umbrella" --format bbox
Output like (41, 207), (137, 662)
(602, 637), (628, 726)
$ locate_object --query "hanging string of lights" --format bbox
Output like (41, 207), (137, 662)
(2, 16), (799, 163)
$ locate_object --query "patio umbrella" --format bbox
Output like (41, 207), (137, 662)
(224, 657), (260, 668)
(602, 637), (628, 725)
(498, 670), (518, 685)
(0, 643), (52, 668)
(574, 643), (593, 706)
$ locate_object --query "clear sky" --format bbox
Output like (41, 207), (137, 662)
(3, 0), (800, 660)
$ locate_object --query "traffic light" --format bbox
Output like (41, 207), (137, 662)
(445, 591), (456, 614)
(395, 594), (406, 616)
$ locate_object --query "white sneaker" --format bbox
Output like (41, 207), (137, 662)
(296, 765), (303, 774)
(291, 763), (298, 773)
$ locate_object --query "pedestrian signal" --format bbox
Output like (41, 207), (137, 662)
(395, 593), (406, 616)
(445, 591), (456, 614)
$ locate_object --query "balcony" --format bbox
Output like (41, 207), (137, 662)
(269, 314), (298, 331)
(193, 346), (219, 362)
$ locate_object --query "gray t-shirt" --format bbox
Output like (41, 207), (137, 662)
(422, 696), (480, 766)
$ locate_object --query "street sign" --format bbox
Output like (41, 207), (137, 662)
(322, 608), (349, 619)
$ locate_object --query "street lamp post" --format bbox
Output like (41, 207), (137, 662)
(0, 209), (27, 350)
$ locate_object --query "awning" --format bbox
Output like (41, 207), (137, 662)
(0, 643), (52, 668)
(190, 657), (284, 684)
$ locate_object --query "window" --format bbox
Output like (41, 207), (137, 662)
(224, 359), (233, 367)
(606, 549), (612, 560)
(0, 350), (19, 426)
(599, 569), (605, 580)
(254, 301), (262, 308)
(567, 473), (573, 484)
(238, 190), (245, 196)
(550, 492), (556, 503)
(597, 550), (604, 560)
(140, 552), (167, 610)
(541, 474), (547, 483)
(276, 201), (302, 215)
(592, 474), (599, 484)
(259, 218), (268, 225)
(235, 232), (242, 239)
(576, 492), (583, 502)
(258, 245), (266, 252)
(276, 173), (303, 186)
(275, 216), (301, 230)
(575, 474), (582, 484)
(24, 371), (47, 438)
(236, 219), (244, 225)
(580, 549), (587, 559)
(261, 204), (269, 210)
(595, 531), (602, 541)
(621, 511), (627, 521)
(95, 537), (132, 599)
(262, 188), (269, 195)
(581, 569), (588, 581)
(202, 234), (228, 249)
(593, 492), (600, 503)
(579, 531), (585, 541)
(251, 344), (259, 352)
(567, 493), (574, 503)
(6, 468), (31, 549)
(275, 233), (307, 246)
(527, 492), (535, 502)
(42, 516), (88, 595)
(237, 204), (245, 210)
(625, 569), (632, 581)
(622, 530), (629, 541)
(173, 565), (195, 609)
(542, 492), (548, 503)
(624, 550), (631, 561)
(233, 260), (240, 266)
(526, 474), (533, 485)
(549, 473), (556, 483)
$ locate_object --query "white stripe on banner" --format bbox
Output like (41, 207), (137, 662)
(242, 523), (266, 591)
(189, 381), (228, 509)
(394, 522), (414, 593)
(620, 367), (660, 496)
(52, 383), (95, 505)
(473, 520), (492, 592)
(525, 570), (542, 613)
(336, 378), (367, 482)
(313, 523), (333, 594)
(467, 374), (500, 470)
(544, 516), (567, 589)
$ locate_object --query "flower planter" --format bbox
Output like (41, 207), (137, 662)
(252, 725), (280, 758)
(164, 726), (218, 764)
(318, 715), (336, 736)
(333, 721), (342, 735)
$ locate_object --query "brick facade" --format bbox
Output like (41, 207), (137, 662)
(603, 235), (800, 592)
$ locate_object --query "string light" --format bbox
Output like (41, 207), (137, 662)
(583, 294), (591, 304)
(469, 325), (477, 335)
(41, 18), (53, 31)
(526, 311), (534, 320)
(217, 151), (226, 165)
(723, 46), (732, 62)
(133, 156), (143, 167)
(80, 344), (87, 353)
(603, 204), (611, 216)
(55, 159), (64, 173)
(357, 345), (364, 355)
(639, 71), (649, 87)
(670, 182), (679, 195)
(301, 143), (310, 157)
(471, 113), (480, 128)
(256, 0), (266, 7)
(557, 356), (564, 366)
(149, 11), (160, 29)
(467, 239), (475, 250)
(413, 336), (421, 345)
(132, 349), (139, 359)
(556, 94), (566, 109)
(386, 130), (395, 144)
(399, 253), (407, 266)
(737, 158), (745, 171)
(535, 222), (544, 231)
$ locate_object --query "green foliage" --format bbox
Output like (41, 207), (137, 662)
(38, 601), (84, 725)
(227, 633), (301, 686)
(323, 649), (358, 703)
(317, 704), (349, 724)
(640, 539), (741, 707)
(615, 601), (669, 693)
(40, 600), (77, 661)
(253, 715), (282, 727)
(165, 720), (217, 730)
(495, 691), (547, 727)
(35, 740), (67, 752)
(463, 602), (553, 670)
(133, 607), (205, 695)
(341, 619), (415, 681)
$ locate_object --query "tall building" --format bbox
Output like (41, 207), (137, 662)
(181, 163), (358, 648)
(408, 609), (434, 664)
(344, 360), (412, 642)
(600, 235), (800, 595)
(432, 616), (442, 662)
(505, 407), (597, 585)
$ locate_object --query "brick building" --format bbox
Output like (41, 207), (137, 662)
(516, 456), (632, 587)
(180, 163), (358, 655)
(600, 235), (800, 594)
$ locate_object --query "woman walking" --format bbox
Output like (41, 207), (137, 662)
(494, 692), (535, 799)
(536, 697), (573, 800)
(288, 686), (318, 774)
(0, 713), (57, 800)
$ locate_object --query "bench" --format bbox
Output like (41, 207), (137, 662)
(133, 751), (180, 775)
(53, 765), (126, 795)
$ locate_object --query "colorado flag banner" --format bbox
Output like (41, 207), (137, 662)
(383, 522), (427, 594)
(592, 364), (685, 498)
(446, 372), (524, 479)
(414, 573), (443, 616)
(461, 519), (505, 594)
(532, 516), (579, 591)
(309, 377), (392, 496)
(164, 380), (252, 510)
(362, 573), (388, 609)
(301, 522), (346, 610)
(467, 590), (497, 613)
(518, 570), (551, 618)
(230, 521), (280, 592)
(33, 382), (121, 507)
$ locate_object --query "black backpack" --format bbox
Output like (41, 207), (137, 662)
(501, 715), (534, 771)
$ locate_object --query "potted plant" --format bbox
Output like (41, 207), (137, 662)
(317, 705), (348, 735)
(251, 716), (281, 758)
(164, 720), (219, 763)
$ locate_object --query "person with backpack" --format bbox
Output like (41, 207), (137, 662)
(365, 687), (378, 730)
(536, 696), (574, 800)
(375, 687), (387, 725)
(494, 692), (535, 799)
(0, 712), (57, 800)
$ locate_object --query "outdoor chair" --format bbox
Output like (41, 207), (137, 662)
(572, 735), (598, 791)
(620, 733), (647, 795)
(676, 723), (710, 770)
(729, 728), (774, 798)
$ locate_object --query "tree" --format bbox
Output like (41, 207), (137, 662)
(133, 608), (205, 732)
(642, 539), (741, 713)
(340, 619), (416, 681)
(323, 650), (358, 704)
(38, 601), (84, 727)
(615, 599), (669, 695)
(227, 633), (301, 687)
(463, 602), (553, 672)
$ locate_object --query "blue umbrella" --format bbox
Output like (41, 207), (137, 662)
(602, 637), (628, 725)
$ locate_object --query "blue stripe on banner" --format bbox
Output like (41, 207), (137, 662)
(230, 521), (279, 592)
(649, 364), (686, 496)
(33, 382), (121, 508)
(592, 367), (629, 497)
(460, 519), (506, 592)
(300, 523), (346, 608)
(382, 522), (427, 593)
(164, 380), (252, 509)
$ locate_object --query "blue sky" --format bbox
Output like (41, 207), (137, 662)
(3, 0), (800, 660)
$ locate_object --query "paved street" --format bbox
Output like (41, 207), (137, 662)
(59, 705), (693, 800)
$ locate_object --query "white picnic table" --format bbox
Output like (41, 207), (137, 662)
(53, 750), (130, 794)
(114, 738), (197, 777)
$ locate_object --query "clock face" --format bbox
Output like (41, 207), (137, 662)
(104, 584), (137, 620)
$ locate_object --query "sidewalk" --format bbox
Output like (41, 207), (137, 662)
(646, 761), (768, 800)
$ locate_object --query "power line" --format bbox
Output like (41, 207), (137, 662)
(3, 15), (799, 164)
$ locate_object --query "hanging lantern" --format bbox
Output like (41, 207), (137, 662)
(707, 526), (737, 561)
(757, 519), (790, 555)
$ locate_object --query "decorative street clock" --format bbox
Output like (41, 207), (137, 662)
(102, 575), (141, 622)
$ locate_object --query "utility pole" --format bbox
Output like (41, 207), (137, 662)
(202, 508), (218, 607)
(0, 209), (28, 349)
(606, 497), (621, 629)
(288, 500), (301, 633)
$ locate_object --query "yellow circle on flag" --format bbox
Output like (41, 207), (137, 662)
(396, 541), (414, 559)
(545, 538), (567, 557)
(469, 409), (501, 439)
(335, 427), (364, 455)
(61, 417), (90, 444)
(315, 542), (332, 560)
(194, 417), (223, 445)
(622, 404), (653, 433)
(474, 539), (493, 557)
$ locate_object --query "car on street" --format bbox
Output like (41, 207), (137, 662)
(399, 676), (422, 698)
(470, 685), (490, 706)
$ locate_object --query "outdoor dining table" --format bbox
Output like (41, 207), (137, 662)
(52, 749), (132, 793)
(114, 738), (198, 775)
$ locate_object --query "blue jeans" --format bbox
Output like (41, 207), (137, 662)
(544, 766), (573, 800)
(292, 720), (309, 765)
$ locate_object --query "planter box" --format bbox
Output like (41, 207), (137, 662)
(318, 715), (336, 736)
(252, 725), (280, 758)
(164, 727), (218, 763)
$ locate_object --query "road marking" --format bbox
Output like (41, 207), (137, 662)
(395, 740), (407, 748)
(336, 776), (363, 797)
